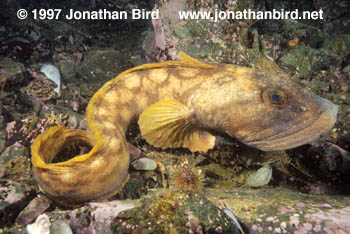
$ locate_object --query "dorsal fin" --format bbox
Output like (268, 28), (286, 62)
(178, 51), (203, 64)
(116, 52), (214, 79)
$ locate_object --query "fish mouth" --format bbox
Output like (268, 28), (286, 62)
(246, 95), (338, 151)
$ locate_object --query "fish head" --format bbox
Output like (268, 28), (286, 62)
(190, 65), (338, 151)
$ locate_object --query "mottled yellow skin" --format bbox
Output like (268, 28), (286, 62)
(31, 56), (337, 206)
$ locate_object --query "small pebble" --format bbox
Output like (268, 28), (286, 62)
(313, 224), (322, 232)
(26, 214), (50, 234)
(280, 221), (287, 229)
(50, 220), (73, 234)
(303, 223), (313, 231)
(246, 164), (272, 187)
(131, 157), (157, 170)
(252, 224), (258, 230)
(40, 63), (61, 94)
(16, 196), (51, 226)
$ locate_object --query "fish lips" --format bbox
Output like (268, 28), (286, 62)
(244, 94), (338, 151)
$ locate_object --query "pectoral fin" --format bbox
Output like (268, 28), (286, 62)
(138, 100), (215, 153)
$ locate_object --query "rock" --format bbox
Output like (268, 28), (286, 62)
(0, 58), (27, 88)
(315, 1), (350, 34)
(279, 46), (339, 78)
(131, 157), (157, 171)
(112, 190), (242, 233)
(50, 200), (138, 234)
(77, 49), (128, 90)
(208, 187), (350, 233)
(50, 220), (73, 234)
(20, 73), (57, 102)
(127, 143), (142, 160)
(26, 213), (50, 234)
(0, 143), (28, 166)
(297, 142), (350, 193)
(16, 196), (51, 226)
(0, 152), (31, 184)
(321, 34), (350, 58)
(59, 59), (77, 83)
(0, 180), (36, 227)
(143, 0), (248, 64)
(0, 129), (6, 154)
(54, 52), (79, 83)
(40, 63), (61, 94)
(246, 164), (273, 188)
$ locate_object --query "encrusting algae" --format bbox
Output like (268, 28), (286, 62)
(31, 52), (338, 206)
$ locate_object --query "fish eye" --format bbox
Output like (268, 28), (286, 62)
(269, 92), (282, 103)
(263, 89), (286, 106)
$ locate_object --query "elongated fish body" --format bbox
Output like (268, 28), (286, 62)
(31, 53), (338, 206)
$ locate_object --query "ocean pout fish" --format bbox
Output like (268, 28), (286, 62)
(31, 53), (338, 206)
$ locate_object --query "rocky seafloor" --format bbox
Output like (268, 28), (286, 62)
(0, 0), (350, 233)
